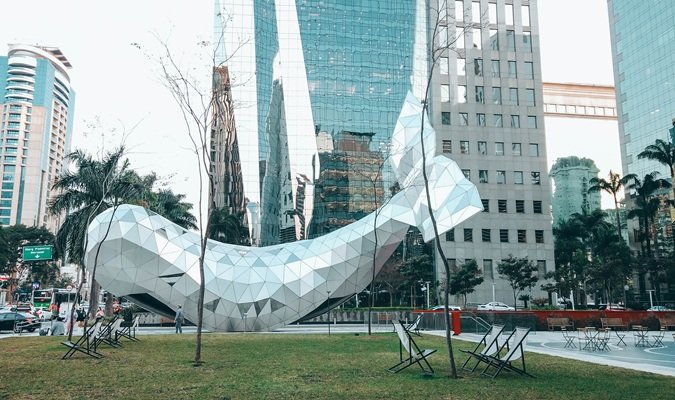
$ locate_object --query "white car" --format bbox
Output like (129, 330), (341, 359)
(431, 305), (462, 311)
(477, 302), (515, 311)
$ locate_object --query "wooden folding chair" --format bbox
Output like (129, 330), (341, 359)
(388, 320), (436, 374)
(460, 324), (505, 371)
(62, 321), (104, 359)
(481, 327), (534, 378)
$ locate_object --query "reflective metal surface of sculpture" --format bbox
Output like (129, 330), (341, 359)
(85, 93), (482, 331)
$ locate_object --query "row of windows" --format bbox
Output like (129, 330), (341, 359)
(441, 86), (536, 107)
(2, 104), (32, 113)
(440, 111), (537, 128)
(462, 169), (541, 185)
(452, 1), (531, 28)
(441, 140), (539, 157)
(446, 228), (545, 244)
(481, 199), (543, 214)
(451, 58), (535, 80)
(449, 27), (531, 52)
(447, 258), (548, 280)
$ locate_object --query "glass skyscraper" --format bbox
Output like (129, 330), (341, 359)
(0, 45), (75, 230)
(608, 0), (675, 180)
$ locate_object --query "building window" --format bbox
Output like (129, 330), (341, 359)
(456, 27), (465, 49)
(481, 198), (490, 212)
(509, 88), (519, 105)
(455, 1), (464, 21)
(533, 200), (542, 214)
(491, 60), (500, 77)
(522, 5), (531, 26)
(535, 230), (544, 243)
(516, 200), (525, 213)
(464, 228), (473, 242)
(523, 32), (532, 51)
(528, 116), (537, 128)
(505, 3), (514, 25)
(446, 229), (455, 242)
(475, 86), (485, 104)
(442, 140), (452, 153)
(529, 143), (539, 157)
(506, 30), (515, 50)
(457, 58), (466, 76)
(442, 112), (451, 125)
(440, 57), (449, 75)
(478, 141), (487, 154)
(512, 142), (522, 156)
(474, 58), (483, 77)
(510, 115), (520, 128)
(489, 29), (499, 50)
(460, 141), (470, 154)
(482, 229), (491, 243)
(479, 170), (489, 183)
(498, 199), (507, 213)
(508, 61), (517, 78)
(458, 85), (467, 103)
(537, 260), (546, 277)
(517, 229), (527, 243)
(500, 229), (509, 243)
(492, 87), (502, 104)
(495, 142), (504, 155)
(514, 171), (524, 184)
(493, 114), (503, 127)
(489, 3), (497, 23)
(462, 169), (471, 179)
(524, 62), (534, 79)
(497, 170), (506, 184)
(525, 88), (535, 106)
(460, 112), (469, 126)
(484, 259), (493, 279)
(441, 84), (450, 102)
(476, 113), (486, 126)
(531, 172), (541, 185)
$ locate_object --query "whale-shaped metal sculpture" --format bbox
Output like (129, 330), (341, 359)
(84, 93), (482, 331)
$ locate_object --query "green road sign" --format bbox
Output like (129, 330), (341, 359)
(22, 245), (53, 261)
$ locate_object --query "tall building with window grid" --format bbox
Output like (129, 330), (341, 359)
(0, 44), (75, 231)
(432, 0), (554, 304)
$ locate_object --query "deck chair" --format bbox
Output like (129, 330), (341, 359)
(481, 327), (534, 378)
(116, 315), (140, 342)
(406, 315), (423, 337)
(388, 320), (436, 374)
(62, 321), (104, 359)
(460, 324), (505, 372)
(651, 328), (666, 347)
(94, 316), (123, 349)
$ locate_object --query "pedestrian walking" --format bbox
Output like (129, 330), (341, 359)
(175, 304), (184, 334)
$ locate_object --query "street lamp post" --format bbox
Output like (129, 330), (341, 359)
(647, 289), (655, 309)
(623, 285), (629, 308)
(491, 283), (496, 302)
(327, 290), (331, 336)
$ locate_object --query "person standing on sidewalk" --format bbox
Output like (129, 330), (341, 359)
(175, 304), (184, 334)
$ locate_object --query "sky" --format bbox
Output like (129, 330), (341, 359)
(0, 0), (620, 214)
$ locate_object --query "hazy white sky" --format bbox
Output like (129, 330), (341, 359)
(0, 0), (619, 212)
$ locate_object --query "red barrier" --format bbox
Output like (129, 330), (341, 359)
(451, 312), (461, 335)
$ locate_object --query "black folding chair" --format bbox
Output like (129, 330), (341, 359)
(62, 321), (104, 359)
(405, 315), (423, 337)
(116, 315), (140, 342)
(460, 324), (505, 371)
(388, 320), (436, 374)
(481, 327), (534, 378)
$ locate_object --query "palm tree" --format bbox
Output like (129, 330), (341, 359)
(48, 147), (145, 325)
(638, 139), (675, 203)
(588, 171), (636, 240)
(626, 172), (671, 258)
(208, 207), (249, 245)
(148, 189), (198, 230)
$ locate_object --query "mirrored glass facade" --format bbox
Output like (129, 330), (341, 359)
(608, 0), (675, 180)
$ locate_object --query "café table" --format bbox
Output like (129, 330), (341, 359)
(632, 325), (649, 347)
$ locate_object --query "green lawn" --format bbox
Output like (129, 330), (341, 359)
(0, 332), (672, 399)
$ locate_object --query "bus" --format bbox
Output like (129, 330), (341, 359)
(31, 288), (78, 319)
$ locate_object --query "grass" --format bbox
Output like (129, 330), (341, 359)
(0, 332), (673, 399)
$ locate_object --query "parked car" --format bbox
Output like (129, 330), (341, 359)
(431, 305), (462, 311)
(598, 303), (625, 311)
(477, 302), (515, 311)
(647, 306), (672, 311)
(0, 312), (41, 333)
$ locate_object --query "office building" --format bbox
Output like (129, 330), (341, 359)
(216, 0), (554, 305)
(549, 156), (601, 225)
(0, 44), (75, 231)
